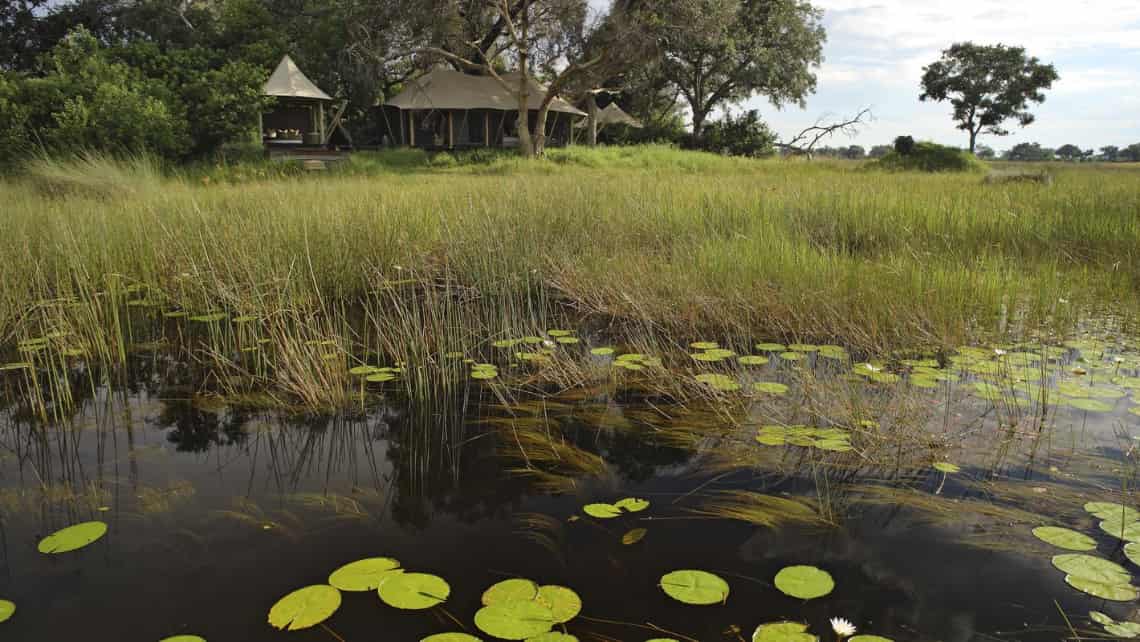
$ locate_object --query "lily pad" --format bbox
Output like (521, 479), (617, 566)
(583, 503), (623, 519)
(421, 634), (482, 642)
(1063, 397), (1115, 412)
(159, 637), (206, 642)
(849, 637), (893, 642)
(474, 600), (555, 640)
(622, 528), (648, 545)
(1051, 554), (1131, 585)
(536, 585), (581, 623)
(377, 572), (450, 610)
(738, 355), (770, 365)
(483, 578), (539, 605)
(659, 569), (729, 605)
(932, 462), (960, 473)
(1064, 574), (1139, 601)
(614, 497), (650, 513)
(1085, 502), (1140, 522)
(752, 622), (816, 642)
(753, 382), (789, 395)
(0, 600), (13, 623)
(527, 634), (578, 642)
(328, 557), (401, 591)
(779, 352), (804, 361)
(1105, 622), (1140, 638)
(1090, 611), (1115, 625)
(267, 584), (341, 631)
(1099, 519), (1140, 542)
(37, 521), (107, 554)
(773, 565), (834, 600)
(755, 343), (786, 352)
(1125, 542), (1140, 566)
(690, 341), (719, 350)
(1031, 526), (1096, 551)
(590, 347), (615, 356)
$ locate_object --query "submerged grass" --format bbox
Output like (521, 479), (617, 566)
(1, 146), (1138, 407)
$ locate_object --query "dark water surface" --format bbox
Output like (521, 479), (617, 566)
(3, 343), (1140, 641)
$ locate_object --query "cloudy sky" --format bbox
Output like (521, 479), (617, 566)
(721, 1), (1140, 151)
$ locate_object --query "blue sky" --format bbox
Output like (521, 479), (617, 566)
(592, 0), (1140, 151)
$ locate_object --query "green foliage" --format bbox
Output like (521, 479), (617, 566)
(869, 142), (988, 173)
(893, 136), (915, 156)
(697, 110), (777, 158)
(920, 42), (1059, 152)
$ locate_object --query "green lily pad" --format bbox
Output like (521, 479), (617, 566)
(817, 346), (848, 360)
(690, 341), (719, 350)
(483, 578), (539, 605)
(159, 637), (206, 642)
(328, 557), (401, 591)
(787, 344), (818, 352)
(1090, 611), (1115, 625)
(1063, 397), (1115, 412)
(366, 372), (397, 382)
(536, 585), (581, 623)
(377, 572), (450, 610)
(590, 347), (615, 356)
(753, 382), (788, 395)
(1052, 554), (1131, 584)
(751, 622), (816, 642)
(583, 503), (623, 519)
(932, 462), (960, 473)
(526, 633), (578, 642)
(755, 343), (786, 352)
(849, 637), (893, 642)
(421, 634), (482, 642)
(474, 600), (555, 640)
(555, 337), (579, 344)
(614, 497), (649, 513)
(267, 584), (342, 631)
(779, 352), (804, 361)
(1064, 574), (1139, 601)
(773, 565), (834, 600)
(1031, 526), (1096, 551)
(659, 569), (729, 605)
(814, 439), (853, 452)
(1085, 502), (1140, 522)
(0, 600), (13, 623)
(622, 528), (648, 545)
(37, 521), (107, 554)
(1125, 542), (1140, 566)
(1099, 519), (1140, 542)
(190, 312), (227, 323)
(1105, 622), (1140, 638)
(738, 355), (770, 365)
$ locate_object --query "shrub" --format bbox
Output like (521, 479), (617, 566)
(870, 141), (988, 173)
(695, 110), (776, 158)
(894, 135), (915, 156)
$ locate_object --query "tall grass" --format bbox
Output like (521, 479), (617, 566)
(1, 147), (1138, 406)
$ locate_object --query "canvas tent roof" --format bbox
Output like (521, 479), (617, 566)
(386, 69), (586, 116)
(575, 103), (643, 127)
(263, 55), (332, 101)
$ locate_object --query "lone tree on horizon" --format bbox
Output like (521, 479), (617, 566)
(919, 42), (1058, 154)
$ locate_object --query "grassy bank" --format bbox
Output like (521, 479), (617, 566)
(1, 146), (1138, 400)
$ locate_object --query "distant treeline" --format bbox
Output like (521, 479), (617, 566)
(777, 142), (1140, 162)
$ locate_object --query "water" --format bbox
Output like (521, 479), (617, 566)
(2, 342), (1140, 641)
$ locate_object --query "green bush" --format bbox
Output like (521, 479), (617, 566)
(869, 141), (987, 173)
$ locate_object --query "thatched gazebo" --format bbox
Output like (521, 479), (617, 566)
(260, 55), (335, 148)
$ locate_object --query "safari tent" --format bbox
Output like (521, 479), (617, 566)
(261, 55), (351, 152)
(377, 69), (586, 149)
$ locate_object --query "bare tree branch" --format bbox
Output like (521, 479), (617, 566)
(777, 108), (874, 159)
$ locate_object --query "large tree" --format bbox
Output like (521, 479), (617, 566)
(920, 42), (1058, 154)
(1055, 144), (1082, 162)
(658, 0), (824, 137)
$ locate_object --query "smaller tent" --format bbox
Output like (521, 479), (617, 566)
(260, 55), (342, 147)
(595, 103), (642, 128)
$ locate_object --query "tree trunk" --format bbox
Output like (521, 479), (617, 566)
(533, 107), (548, 157)
(515, 3), (534, 158)
(586, 94), (599, 147)
(968, 128), (978, 154)
(691, 108), (708, 139)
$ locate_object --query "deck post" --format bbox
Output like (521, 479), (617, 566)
(409, 111), (415, 147)
(448, 111), (454, 148)
(317, 102), (326, 144)
(484, 112), (490, 147)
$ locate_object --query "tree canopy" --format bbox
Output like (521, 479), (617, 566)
(920, 42), (1058, 153)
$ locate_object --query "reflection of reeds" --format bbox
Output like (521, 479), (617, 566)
(513, 512), (566, 566)
(689, 489), (826, 528)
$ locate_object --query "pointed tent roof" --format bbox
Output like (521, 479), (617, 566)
(598, 103), (642, 127)
(385, 69), (585, 116)
(263, 55), (332, 101)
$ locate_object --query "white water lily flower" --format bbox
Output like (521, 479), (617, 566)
(542, 339), (556, 348)
(994, 348), (1007, 356)
(863, 363), (881, 373)
(830, 617), (856, 637)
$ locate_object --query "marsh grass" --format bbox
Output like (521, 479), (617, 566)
(2, 146), (1139, 409)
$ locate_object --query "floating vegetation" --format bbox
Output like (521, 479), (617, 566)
(1031, 526), (1096, 551)
(752, 381), (788, 395)
(589, 347), (614, 356)
(773, 565), (834, 600)
(377, 572), (450, 610)
(1090, 611), (1140, 638)
(621, 528), (647, 545)
(755, 343), (785, 352)
(0, 600), (13, 623)
(471, 363), (500, 380)
(267, 585), (341, 630)
(690, 341), (719, 350)
(474, 578), (580, 639)
(695, 373), (740, 391)
(1051, 554), (1139, 601)
(755, 426), (852, 451)
(692, 348), (736, 362)
(738, 355), (770, 365)
(328, 557), (401, 591)
(932, 462), (960, 474)
(422, 634), (481, 642)
(778, 351), (804, 361)
(582, 497), (649, 518)
(1098, 518), (1140, 541)
(158, 636), (206, 642)
(659, 569), (730, 605)
(752, 621), (816, 642)
(37, 521), (108, 554)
